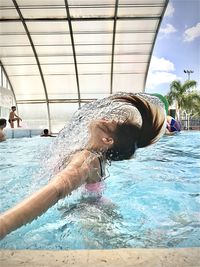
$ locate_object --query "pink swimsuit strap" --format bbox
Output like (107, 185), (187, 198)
(85, 181), (104, 192)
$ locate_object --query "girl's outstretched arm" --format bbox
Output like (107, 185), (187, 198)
(0, 150), (98, 239)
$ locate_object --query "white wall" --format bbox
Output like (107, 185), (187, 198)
(0, 86), (15, 120)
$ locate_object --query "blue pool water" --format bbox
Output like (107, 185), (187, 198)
(0, 131), (200, 249)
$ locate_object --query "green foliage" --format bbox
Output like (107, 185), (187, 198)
(184, 92), (200, 118)
(166, 80), (199, 118)
(166, 80), (197, 109)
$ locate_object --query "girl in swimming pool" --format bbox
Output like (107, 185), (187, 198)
(0, 92), (167, 239)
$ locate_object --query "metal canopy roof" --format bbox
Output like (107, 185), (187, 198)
(0, 0), (168, 132)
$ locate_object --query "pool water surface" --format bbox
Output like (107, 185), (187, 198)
(0, 131), (199, 249)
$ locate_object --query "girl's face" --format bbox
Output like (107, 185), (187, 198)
(88, 119), (117, 150)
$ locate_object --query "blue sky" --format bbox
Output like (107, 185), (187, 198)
(146, 0), (200, 95)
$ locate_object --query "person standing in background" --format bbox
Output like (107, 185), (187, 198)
(8, 106), (22, 128)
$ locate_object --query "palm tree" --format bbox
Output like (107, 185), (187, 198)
(180, 92), (200, 129)
(183, 92), (200, 118)
(166, 80), (197, 120)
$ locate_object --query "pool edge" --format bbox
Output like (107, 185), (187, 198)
(0, 247), (199, 267)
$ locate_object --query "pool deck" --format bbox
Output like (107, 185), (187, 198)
(0, 248), (199, 267)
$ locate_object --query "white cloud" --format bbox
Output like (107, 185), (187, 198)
(147, 71), (178, 89)
(183, 22), (200, 42)
(160, 23), (177, 35)
(150, 56), (175, 72)
(164, 2), (175, 17)
(146, 56), (178, 89)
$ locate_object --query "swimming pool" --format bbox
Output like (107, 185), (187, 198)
(0, 132), (199, 249)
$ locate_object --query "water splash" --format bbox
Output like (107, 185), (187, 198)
(33, 94), (132, 187)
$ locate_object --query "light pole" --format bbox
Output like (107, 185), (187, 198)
(184, 69), (194, 80)
(183, 70), (194, 130)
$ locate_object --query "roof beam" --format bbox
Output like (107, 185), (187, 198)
(9, 72), (145, 77)
(0, 30), (156, 36)
(11, 0), (51, 131)
(110, 0), (119, 94)
(1, 52), (150, 58)
(17, 99), (98, 104)
(0, 42), (152, 47)
(0, 3), (165, 9)
(64, 0), (81, 108)
(143, 0), (169, 91)
(0, 16), (161, 22)
(2, 61), (148, 66)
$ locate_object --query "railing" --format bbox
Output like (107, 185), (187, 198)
(181, 119), (200, 130)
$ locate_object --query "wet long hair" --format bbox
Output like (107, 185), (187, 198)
(105, 94), (165, 161)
